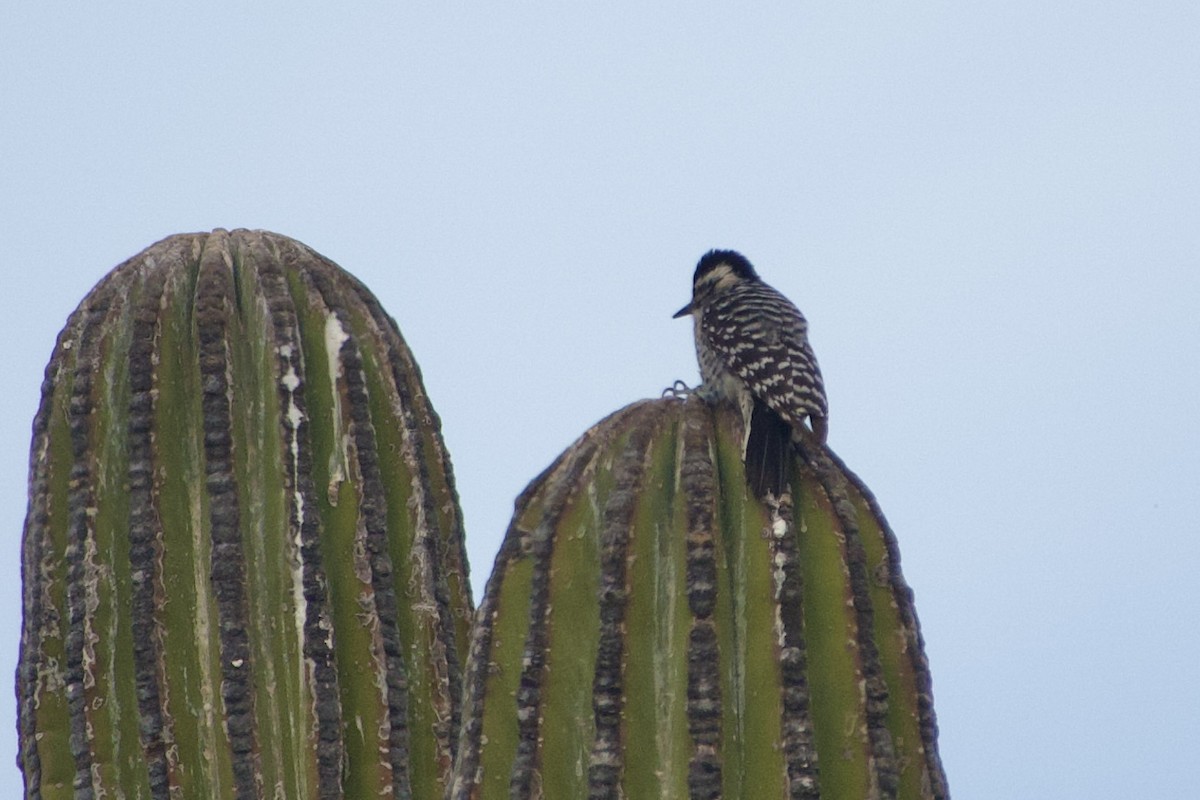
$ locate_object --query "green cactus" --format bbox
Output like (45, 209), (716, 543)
(18, 229), (946, 800)
(449, 397), (947, 800)
(17, 229), (473, 799)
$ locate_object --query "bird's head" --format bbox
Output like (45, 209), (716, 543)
(672, 249), (758, 318)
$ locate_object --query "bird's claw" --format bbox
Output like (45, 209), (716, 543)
(662, 380), (694, 399)
(662, 380), (721, 403)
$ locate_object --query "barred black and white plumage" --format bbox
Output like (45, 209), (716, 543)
(673, 249), (828, 498)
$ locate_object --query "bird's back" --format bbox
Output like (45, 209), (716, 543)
(698, 280), (828, 432)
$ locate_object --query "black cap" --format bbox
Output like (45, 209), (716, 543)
(694, 249), (757, 283)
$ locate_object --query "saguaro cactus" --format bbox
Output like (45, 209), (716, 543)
(17, 229), (472, 799)
(450, 397), (947, 799)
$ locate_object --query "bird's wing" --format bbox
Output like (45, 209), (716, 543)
(701, 283), (828, 429)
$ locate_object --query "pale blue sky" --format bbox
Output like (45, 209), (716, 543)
(3, 4), (1198, 797)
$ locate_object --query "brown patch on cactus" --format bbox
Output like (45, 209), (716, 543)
(680, 398), (723, 799)
(64, 272), (121, 799)
(586, 404), (669, 798)
(196, 232), (262, 799)
(127, 262), (172, 797)
(763, 493), (820, 799)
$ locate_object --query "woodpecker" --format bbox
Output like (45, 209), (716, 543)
(673, 249), (828, 498)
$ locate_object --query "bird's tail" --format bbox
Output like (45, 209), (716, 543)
(745, 397), (792, 499)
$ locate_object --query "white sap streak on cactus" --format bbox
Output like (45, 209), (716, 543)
(90, 763), (107, 800)
(323, 313), (349, 380)
(769, 506), (791, 661)
(771, 513), (788, 540)
(323, 313), (350, 506)
(279, 342), (310, 709)
(771, 523), (789, 599)
(81, 520), (101, 691)
(401, 393), (438, 622)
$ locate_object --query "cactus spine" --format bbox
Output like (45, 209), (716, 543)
(17, 230), (472, 799)
(450, 398), (948, 800)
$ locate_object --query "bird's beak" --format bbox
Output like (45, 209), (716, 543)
(672, 301), (693, 319)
